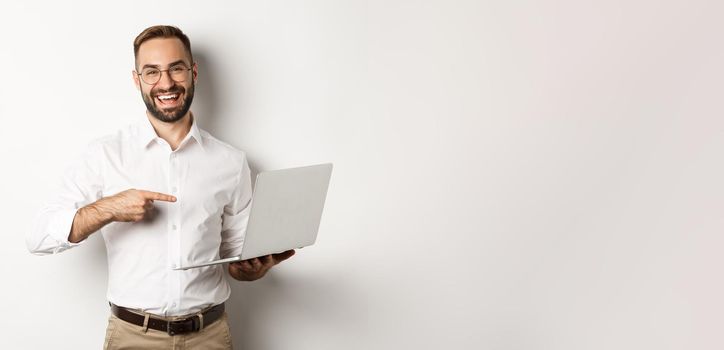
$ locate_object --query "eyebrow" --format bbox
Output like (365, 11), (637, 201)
(141, 60), (189, 70)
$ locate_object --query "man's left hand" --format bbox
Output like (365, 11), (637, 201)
(228, 250), (296, 281)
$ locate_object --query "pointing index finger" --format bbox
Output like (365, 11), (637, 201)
(140, 190), (177, 202)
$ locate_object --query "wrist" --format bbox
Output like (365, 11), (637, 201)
(88, 198), (115, 224)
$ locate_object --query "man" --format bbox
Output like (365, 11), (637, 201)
(26, 25), (294, 349)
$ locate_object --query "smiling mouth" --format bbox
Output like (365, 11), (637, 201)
(155, 93), (181, 107)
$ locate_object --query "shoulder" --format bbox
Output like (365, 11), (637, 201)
(83, 124), (135, 154)
(199, 129), (249, 166)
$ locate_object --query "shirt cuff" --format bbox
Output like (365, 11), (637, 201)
(47, 208), (84, 248)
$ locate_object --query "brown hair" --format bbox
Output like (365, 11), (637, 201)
(133, 25), (193, 65)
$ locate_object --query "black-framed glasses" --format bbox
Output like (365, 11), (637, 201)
(137, 64), (193, 85)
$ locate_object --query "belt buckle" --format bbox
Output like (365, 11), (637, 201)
(167, 317), (199, 336)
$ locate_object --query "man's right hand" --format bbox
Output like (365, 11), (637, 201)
(68, 189), (176, 243)
(96, 189), (177, 222)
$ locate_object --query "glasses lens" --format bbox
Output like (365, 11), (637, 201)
(141, 68), (161, 84)
(169, 66), (189, 82)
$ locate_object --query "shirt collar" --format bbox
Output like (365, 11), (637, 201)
(185, 116), (205, 150)
(138, 114), (205, 151)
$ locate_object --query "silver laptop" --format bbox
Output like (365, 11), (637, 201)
(174, 163), (333, 270)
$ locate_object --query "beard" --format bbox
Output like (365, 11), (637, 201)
(142, 82), (195, 123)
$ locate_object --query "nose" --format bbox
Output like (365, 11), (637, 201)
(155, 69), (175, 89)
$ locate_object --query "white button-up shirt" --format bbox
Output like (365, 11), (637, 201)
(27, 116), (252, 316)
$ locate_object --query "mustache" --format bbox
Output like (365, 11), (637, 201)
(151, 86), (185, 97)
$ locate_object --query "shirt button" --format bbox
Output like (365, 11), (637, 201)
(171, 302), (177, 307)
(172, 224), (177, 230)
(172, 187), (177, 193)
(171, 263), (177, 269)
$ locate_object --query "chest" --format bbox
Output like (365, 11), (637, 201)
(101, 147), (239, 218)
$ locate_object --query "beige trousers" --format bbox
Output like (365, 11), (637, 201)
(103, 312), (233, 350)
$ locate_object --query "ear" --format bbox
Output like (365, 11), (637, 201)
(192, 62), (198, 83)
(132, 70), (141, 91)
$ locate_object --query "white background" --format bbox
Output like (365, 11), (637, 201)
(2, 1), (723, 349)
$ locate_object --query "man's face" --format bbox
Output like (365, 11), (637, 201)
(133, 38), (197, 123)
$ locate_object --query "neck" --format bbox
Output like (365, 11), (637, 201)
(146, 111), (193, 151)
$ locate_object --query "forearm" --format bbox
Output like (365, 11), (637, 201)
(68, 199), (114, 243)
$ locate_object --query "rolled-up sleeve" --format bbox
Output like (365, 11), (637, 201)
(27, 142), (104, 255)
(219, 154), (252, 259)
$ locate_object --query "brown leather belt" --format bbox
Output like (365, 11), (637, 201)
(110, 303), (225, 336)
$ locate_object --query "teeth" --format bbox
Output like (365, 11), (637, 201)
(158, 94), (178, 100)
